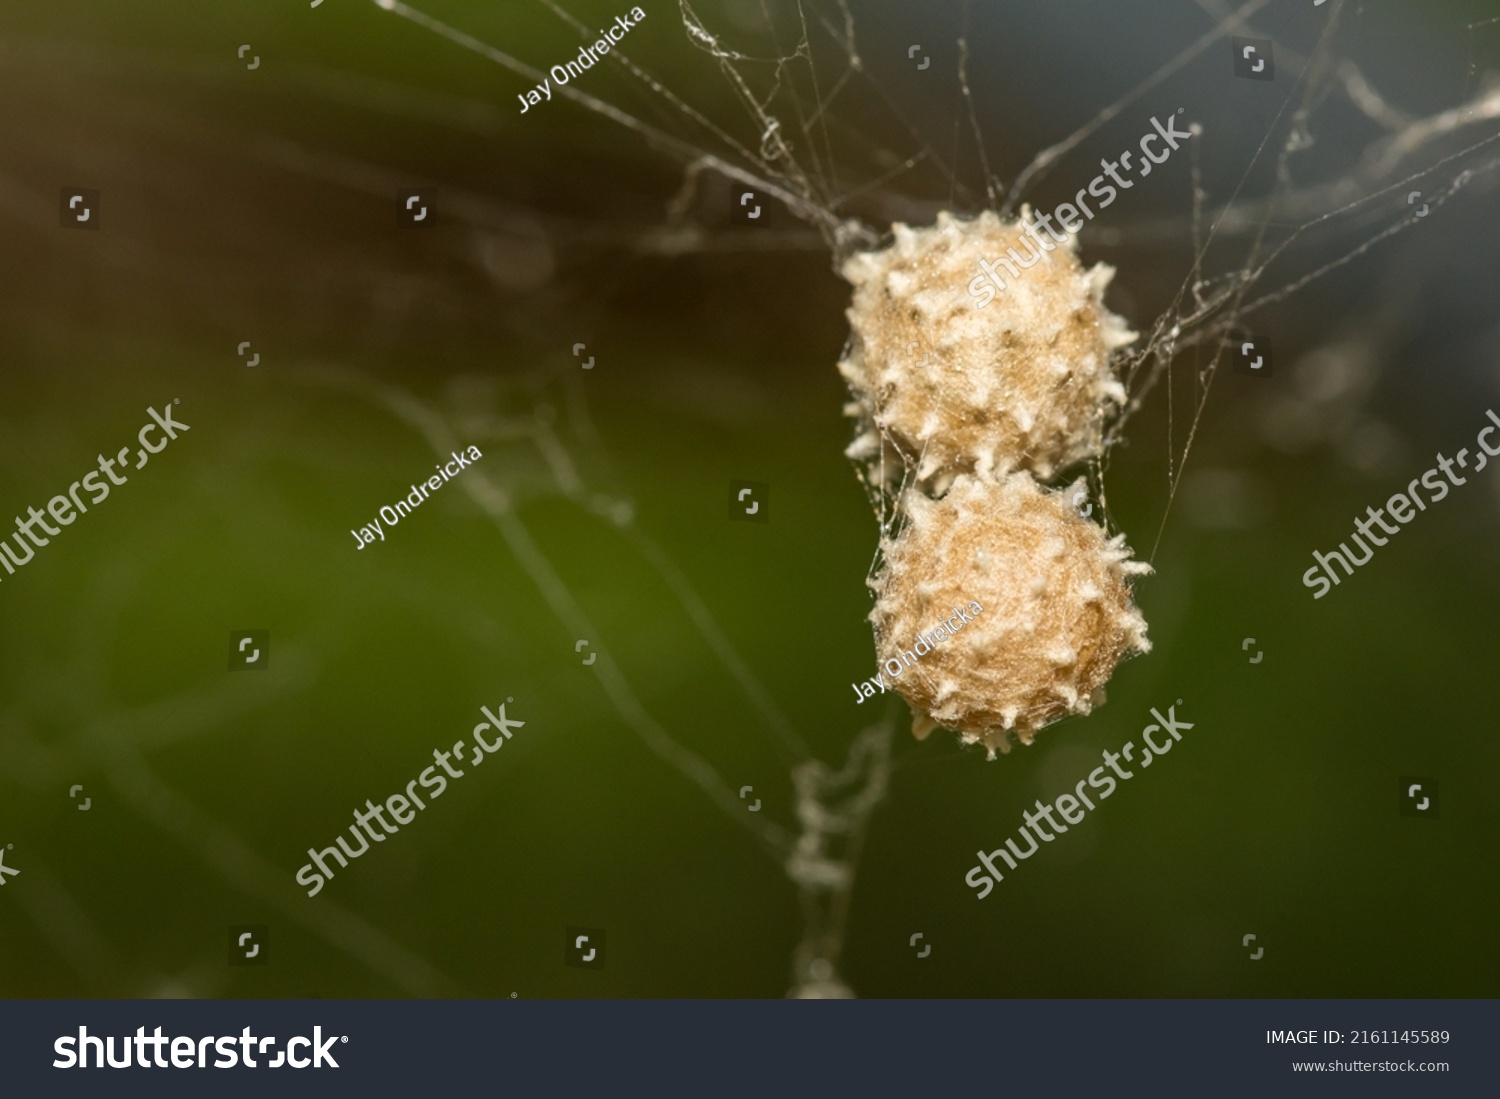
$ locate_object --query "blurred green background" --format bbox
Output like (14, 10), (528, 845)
(1, 0), (1498, 998)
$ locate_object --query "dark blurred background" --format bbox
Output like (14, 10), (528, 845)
(1, 0), (1498, 998)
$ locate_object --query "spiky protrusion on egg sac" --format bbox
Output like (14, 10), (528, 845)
(868, 472), (1151, 760)
(839, 210), (1136, 492)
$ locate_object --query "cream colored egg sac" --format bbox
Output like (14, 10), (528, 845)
(839, 210), (1136, 494)
(868, 473), (1150, 759)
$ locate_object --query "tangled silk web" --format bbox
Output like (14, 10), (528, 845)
(366, 0), (1500, 994)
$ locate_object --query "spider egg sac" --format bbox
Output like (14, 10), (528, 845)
(839, 210), (1136, 491)
(869, 473), (1151, 759)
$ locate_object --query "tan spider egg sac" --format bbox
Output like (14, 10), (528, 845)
(839, 210), (1137, 490)
(870, 473), (1150, 758)
(842, 211), (1151, 758)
